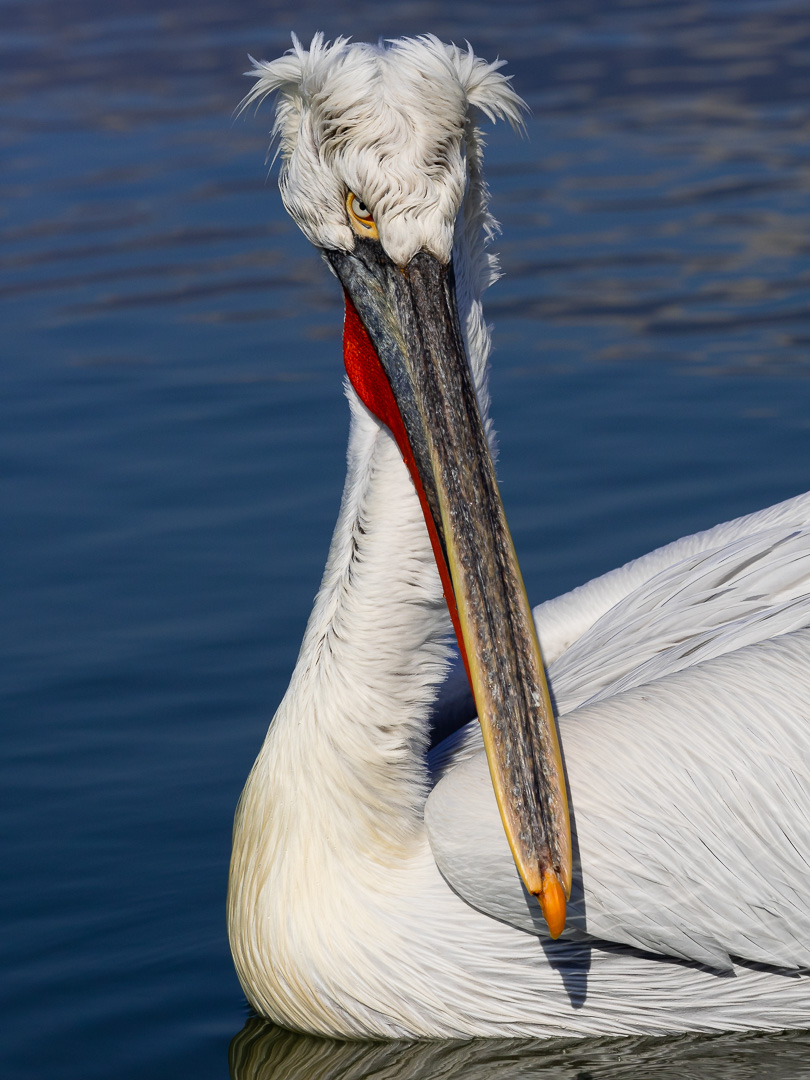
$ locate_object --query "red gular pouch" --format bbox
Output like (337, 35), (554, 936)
(342, 291), (472, 687)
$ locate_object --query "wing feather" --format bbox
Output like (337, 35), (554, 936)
(427, 498), (810, 972)
(427, 631), (810, 971)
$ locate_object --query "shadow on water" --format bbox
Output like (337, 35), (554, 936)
(230, 1020), (810, 1080)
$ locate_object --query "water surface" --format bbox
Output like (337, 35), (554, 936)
(3, 1), (810, 1077)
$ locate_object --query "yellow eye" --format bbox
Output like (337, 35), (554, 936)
(346, 192), (378, 239)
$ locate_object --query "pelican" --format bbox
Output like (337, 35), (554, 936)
(228, 34), (810, 1039)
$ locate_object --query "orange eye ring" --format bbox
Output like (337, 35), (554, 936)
(346, 192), (379, 240)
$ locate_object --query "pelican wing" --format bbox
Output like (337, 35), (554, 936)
(428, 632), (810, 971)
(427, 509), (810, 972)
(549, 526), (810, 718)
(531, 490), (810, 668)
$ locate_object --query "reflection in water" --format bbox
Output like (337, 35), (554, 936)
(230, 1019), (810, 1080)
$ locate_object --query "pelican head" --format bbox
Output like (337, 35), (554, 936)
(242, 35), (571, 936)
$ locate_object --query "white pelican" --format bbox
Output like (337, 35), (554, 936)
(228, 34), (810, 1039)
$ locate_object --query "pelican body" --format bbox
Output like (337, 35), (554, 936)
(228, 35), (810, 1039)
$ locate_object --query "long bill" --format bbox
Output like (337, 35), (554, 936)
(325, 238), (572, 937)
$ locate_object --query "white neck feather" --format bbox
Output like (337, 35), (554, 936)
(269, 401), (452, 852)
(228, 149), (505, 1034)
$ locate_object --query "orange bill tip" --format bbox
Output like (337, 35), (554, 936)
(538, 869), (567, 940)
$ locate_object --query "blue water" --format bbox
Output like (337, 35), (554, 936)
(3, 1), (810, 1076)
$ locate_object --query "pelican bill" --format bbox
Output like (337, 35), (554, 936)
(326, 239), (572, 934)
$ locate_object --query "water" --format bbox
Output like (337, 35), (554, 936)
(3, 1), (810, 1076)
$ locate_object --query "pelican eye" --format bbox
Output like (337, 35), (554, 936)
(346, 192), (379, 239)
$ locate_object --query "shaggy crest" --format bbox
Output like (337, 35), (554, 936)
(240, 34), (525, 265)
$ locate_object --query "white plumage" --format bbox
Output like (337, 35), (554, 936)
(228, 34), (810, 1039)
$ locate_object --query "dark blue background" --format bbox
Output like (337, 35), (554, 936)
(3, 1), (810, 1076)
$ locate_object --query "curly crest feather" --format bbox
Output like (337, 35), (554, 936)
(240, 34), (525, 269)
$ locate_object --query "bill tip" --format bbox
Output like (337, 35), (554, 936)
(538, 870), (566, 939)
